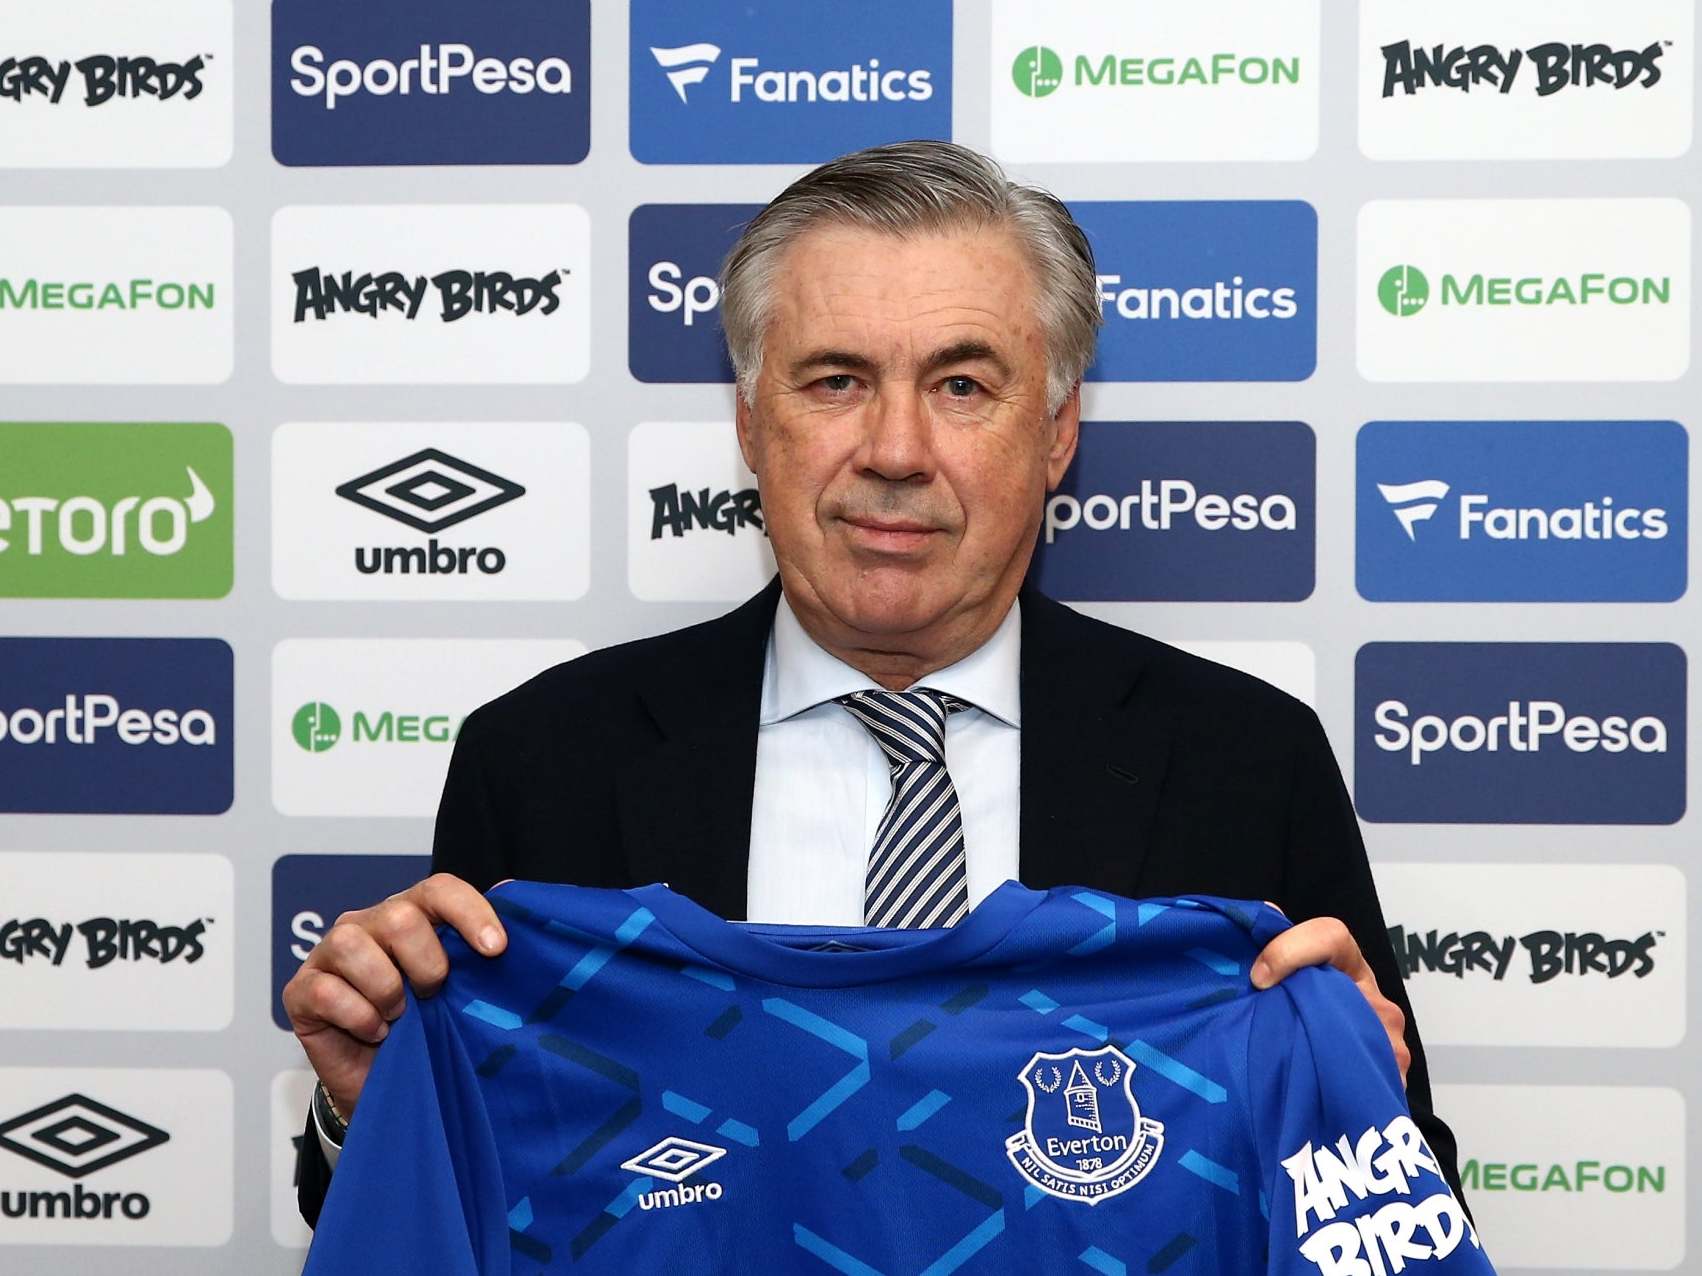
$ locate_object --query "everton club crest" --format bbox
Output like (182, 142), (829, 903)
(1005, 1045), (1164, 1205)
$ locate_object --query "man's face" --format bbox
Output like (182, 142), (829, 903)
(736, 222), (1079, 654)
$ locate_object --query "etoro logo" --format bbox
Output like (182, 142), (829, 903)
(1377, 265), (1428, 316)
(336, 448), (524, 578)
(1011, 45), (1063, 97)
(291, 703), (339, 753)
(0, 423), (232, 599)
(649, 43), (720, 102)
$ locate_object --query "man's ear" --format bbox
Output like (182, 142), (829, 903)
(734, 385), (761, 474)
(1044, 382), (1082, 491)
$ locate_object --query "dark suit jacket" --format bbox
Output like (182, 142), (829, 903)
(298, 580), (1463, 1223)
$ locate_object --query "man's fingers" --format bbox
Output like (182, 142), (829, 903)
(413, 872), (507, 956)
(287, 967), (390, 1045)
(316, 920), (408, 1021)
(1251, 916), (1365, 989)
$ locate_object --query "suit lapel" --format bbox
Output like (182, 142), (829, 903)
(1018, 591), (1170, 897)
(615, 579), (781, 919)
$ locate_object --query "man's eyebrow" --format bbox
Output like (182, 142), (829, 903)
(920, 340), (1010, 379)
(788, 349), (877, 378)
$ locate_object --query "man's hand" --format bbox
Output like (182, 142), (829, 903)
(282, 872), (507, 1121)
(1251, 915), (1411, 1085)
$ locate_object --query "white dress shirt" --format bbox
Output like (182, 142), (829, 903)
(316, 595), (1023, 1167)
(745, 593), (1022, 924)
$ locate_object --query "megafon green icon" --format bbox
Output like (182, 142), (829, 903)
(1378, 265), (1429, 317)
(1012, 45), (1064, 98)
(0, 423), (233, 598)
(292, 703), (341, 753)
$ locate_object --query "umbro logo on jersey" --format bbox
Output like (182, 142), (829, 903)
(623, 1136), (727, 1209)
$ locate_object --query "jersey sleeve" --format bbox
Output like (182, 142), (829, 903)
(301, 984), (509, 1275)
(1249, 966), (1496, 1276)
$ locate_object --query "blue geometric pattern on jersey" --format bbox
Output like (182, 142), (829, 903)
(303, 881), (1496, 1276)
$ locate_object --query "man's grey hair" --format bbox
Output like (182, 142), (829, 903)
(719, 140), (1101, 415)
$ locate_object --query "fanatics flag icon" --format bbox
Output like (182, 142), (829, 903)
(1005, 1045), (1164, 1205)
(650, 44), (721, 102)
(1378, 479), (1451, 540)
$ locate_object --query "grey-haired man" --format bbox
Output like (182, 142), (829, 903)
(288, 140), (1460, 1220)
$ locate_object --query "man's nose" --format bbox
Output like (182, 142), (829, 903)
(856, 386), (935, 482)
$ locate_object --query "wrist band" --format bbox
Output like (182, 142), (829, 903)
(316, 1079), (350, 1137)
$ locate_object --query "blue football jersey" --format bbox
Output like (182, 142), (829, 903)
(304, 881), (1492, 1275)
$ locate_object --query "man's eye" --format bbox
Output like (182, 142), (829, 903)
(815, 374), (858, 394)
(942, 375), (980, 397)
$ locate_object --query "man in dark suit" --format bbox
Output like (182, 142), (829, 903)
(288, 141), (1460, 1224)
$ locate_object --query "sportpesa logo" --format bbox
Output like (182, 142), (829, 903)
(287, 43), (573, 110)
(1376, 263), (1671, 316)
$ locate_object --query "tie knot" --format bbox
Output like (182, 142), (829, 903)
(837, 689), (965, 769)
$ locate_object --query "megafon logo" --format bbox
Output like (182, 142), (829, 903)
(1354, 642), (1685, 824)
(336, 449), (523, 577)
(1377, 265), (1429, 316)
(1376, 261), (1670, 313)
(1010, 48), (1302, 95)
(1380, 40), (1667, 98)
(1011, 45), (1063, 97)
(0, 1094), (167, 1221)
(0, 423), (233, 599)
(290, 701), (461, 750)
(650, 43), (720, 102)
(0, 55), (210, 105)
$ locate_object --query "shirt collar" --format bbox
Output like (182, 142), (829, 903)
(761, 591), (1022, 728)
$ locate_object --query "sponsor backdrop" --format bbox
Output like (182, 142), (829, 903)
(0, 0), (1696, 1271)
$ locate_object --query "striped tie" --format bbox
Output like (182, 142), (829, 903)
(837, 689), (970, 929)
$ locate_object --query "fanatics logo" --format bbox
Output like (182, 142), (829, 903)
(649, 44), (720, 103)
(0, 1095), (168, 1179)
(1377, 479), (1450, 540)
